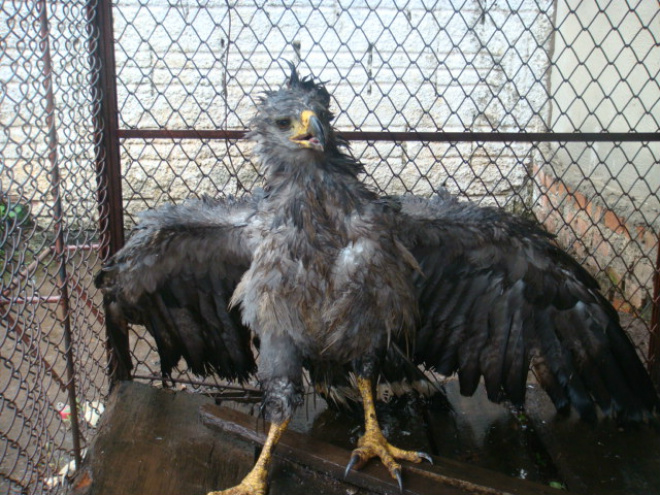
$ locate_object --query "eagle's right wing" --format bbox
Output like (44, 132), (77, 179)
(95, 194), (262, 382)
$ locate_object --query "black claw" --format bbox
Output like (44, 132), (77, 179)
(418, 452), (433, 464)
(394, 467), (403, 493)
(344, 453), (359, 479)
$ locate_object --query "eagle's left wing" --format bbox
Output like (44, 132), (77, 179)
(394, 193), (658, 421)
(95, 194), (262, 382)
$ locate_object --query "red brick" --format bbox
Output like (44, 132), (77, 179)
(572, 190), (588, 210)
(585, 200), (602, 223)
(603, 210), (630, 238)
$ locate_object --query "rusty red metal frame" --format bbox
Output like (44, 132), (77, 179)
(37, 0), (82, 469)
(118, 129), (660, 143)
(650, 234), (660, 385)
(93, 0), (124, 261)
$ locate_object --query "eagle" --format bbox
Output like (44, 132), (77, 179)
(96, 65), (658, 495)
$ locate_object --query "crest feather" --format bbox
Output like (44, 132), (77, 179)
(284, 61), (331, 110)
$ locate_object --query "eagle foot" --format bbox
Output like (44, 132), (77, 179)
(207, 465), (268, 495)
(344, 426), (432, 491)
(348, 376), (432, 491)
(209, 419), (289, 495)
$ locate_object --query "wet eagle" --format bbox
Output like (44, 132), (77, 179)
(96, 65), (658, 494)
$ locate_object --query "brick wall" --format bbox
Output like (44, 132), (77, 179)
(533, 164), (657, 313)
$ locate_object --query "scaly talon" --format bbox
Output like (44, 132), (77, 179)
(346, 427), (428, 479)
(344, 453), (360, 478)
(394, 467), (403, 493)
(207, 467), (267, 495)
(346, 376), (433, 490)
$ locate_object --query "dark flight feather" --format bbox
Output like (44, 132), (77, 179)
(395, 193), (658, 420)
(96, 194), (260, 381)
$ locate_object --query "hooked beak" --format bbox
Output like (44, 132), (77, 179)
(290, 110), (325, 151)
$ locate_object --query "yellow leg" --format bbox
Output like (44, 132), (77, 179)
(208, 419), (290, 495)
(345, 376), (432, 490)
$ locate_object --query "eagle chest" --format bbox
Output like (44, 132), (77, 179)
(236, 207), (401, 360)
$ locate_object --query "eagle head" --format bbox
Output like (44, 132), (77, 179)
(249, 62), (341, 159)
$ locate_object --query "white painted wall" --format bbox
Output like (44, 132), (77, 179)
(547, 0), (660, 223)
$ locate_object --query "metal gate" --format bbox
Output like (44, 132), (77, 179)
(1, 1), (659, 493)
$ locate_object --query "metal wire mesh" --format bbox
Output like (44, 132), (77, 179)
(1, 1), (659, 492)
(111, 0), (659, 378)
(1, 1), (107, 493)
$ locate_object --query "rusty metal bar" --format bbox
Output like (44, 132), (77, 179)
(649, 236), (660, 386)
(37, 0), (83, 469)
(89, 0), (132, 387)
(118, 129), (245, 140)
(1, 296), (61, 304)
(117, 129), (660, 143)
(132, 373), (262, 393)
(91, 0), (124, 260)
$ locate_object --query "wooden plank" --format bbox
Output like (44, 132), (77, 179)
(72, 381), (578, 495)
(71, 381), (250, 495)
(71, 381), (375, 495)
(201, 403), (575, 495)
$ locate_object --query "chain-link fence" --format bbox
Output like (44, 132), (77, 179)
(1, 1), (107, 493)
(1, 1), (659, 493)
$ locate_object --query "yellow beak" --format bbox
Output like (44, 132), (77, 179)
(290, 110), (325, 151)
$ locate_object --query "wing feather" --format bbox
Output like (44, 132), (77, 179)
(396, 193), (658, 420)
(95, 194), (261, 382)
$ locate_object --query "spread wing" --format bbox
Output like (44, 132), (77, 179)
(95, 194), (263, 382)
(396, 193), (658, 421)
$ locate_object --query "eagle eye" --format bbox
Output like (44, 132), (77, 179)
(275, 118), (291, 130)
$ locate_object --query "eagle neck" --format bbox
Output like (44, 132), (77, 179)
(262, 153), (374, 241)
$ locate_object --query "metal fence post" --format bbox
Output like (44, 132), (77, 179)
(37, 0), (83, 469)
(89, 0), (132, 386)
(649, 237), (660, 387)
